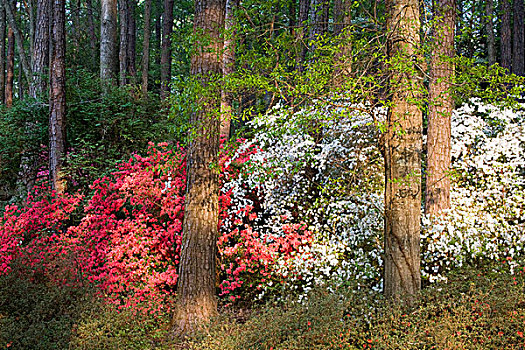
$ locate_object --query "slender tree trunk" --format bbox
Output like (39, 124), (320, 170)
(49, 0), (66, 194)
(4, 0), (30, 84)
(501, 0), (512, 71)
(171, 0), (225, 336)
(30, 0), (50, 98)
(100, 0), (118, 86)
(426, 0), (455, 215)
(86, 0), (97, 70)
(141, 0), (151, 94)
(296, 0), (309, 71)
(119, 0), (128, 85)
(127, 0), (136, 81)
(384, 0), (422, 302)
(220, 0), (238, 138)
(0, 1), (6, 104)
(334, 0), (352, 78)
(5, 14), (14, 107)
(485, 0), (495, 65)
(513, 0), (524, 76)
(160, 0), (173, 99)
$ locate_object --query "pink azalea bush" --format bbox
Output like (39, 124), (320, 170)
(0, 141), (313, 313)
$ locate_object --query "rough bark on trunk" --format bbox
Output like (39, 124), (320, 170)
(513, 0), (524, 76)
(119, 0), (128, 85)
(0, 1), (5, 104)
(49, 0), (66, 194)
(159, 0), (173, 99)
(220, 0), (238, 138)
(100, 0), (118, 86)
(141, 0), (151, 94)
(485, 0), (495, 66)
(86, 0), (97, 70)
(426, 0), (455, 215)
(127, 0), (136, 81)
(334, 0), (352, 78)
(5, 16), (14, 106)
(384, 0), (422, 303)
(171, 0), (225, 336)
(30, 0), (50, 97)
(501, 0), (512, 71)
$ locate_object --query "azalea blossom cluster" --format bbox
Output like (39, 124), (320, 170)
(421, 99), (525, 281)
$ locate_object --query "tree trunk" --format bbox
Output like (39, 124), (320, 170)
(100, 0), (118, 86)
(296, 0), (309, 71)
(0, 1), (5, 104)
(4, 0), (30, 85)
(220, 0), (238, 138)
(141, 0), (151, 94)
(119, 0), (128, 85)
(127, 0), (136, 81)
(334, 0), (352, 78)
(171, 0), (225, 336)
(501, 0), (512, 71)
(30, 0), (50, 98)
(513, 0), (524, 76)
(160, 0), (173, 99)
(384, 0), (422, 302)
(86, 0), (97, 70)
(485, 0), (495, 66)
(49, 0), (66, 194)
(426, 0), (455, 216)
(5, 14), (14, 107)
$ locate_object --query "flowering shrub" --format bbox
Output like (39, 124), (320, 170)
(421, 100), (525, 281)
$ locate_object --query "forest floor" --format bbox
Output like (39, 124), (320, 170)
(1, 261), (524, 349)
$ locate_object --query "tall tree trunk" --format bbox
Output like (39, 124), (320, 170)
(485, 0), (495, 65)
(384, 0), (422, 302)
(0, 1), (5, 104)
(513, 0), (524, 76)
(30, 0), (50, 98)
(49, 0), (66, 193)
(171, 0), (225, 336)
(127, 0), (136, 81)
(118, 0), (128, 85)
(160, 0), (173, 99)
(220, 0), (238, 138)
(501, 0), (512, 71)
(86, 0), (97, 71)
(141, 0), (151, 94)
(309, 0), (328, 40)
(100, 0), (118, 86)
(296, 0), (309, 71)
(426, 0), (455, 216)
(4, 0), (30, 84)
(5, 13), (14, 106)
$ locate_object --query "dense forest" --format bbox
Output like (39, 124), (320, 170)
(0, 0), (524, 348)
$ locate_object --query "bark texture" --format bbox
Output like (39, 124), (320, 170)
(384, 0), (422, 302)
(501, 0), (512, 71)
(513, 0), (524, 76)
(485, 0), (495, 66)
(86, 0), (97, 69)
(30, 0), (50, 97)
(171, 0), (225, 336)
(0, 1), (5, 104)
(49, 0), (66, 194)
(141, 0), (151, 93)
(160, 0), (174, 99)
(119, 0), (128, 85)
(220, 0), (238, 138)
(426, 0), (455, 215)
(296, 0), (310, 71)
(127, 0), (136, 81)
(100, 0), (118, 85)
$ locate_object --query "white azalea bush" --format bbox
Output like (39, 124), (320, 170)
(222, 99), (525, 301)
(422, 99), (525, 281)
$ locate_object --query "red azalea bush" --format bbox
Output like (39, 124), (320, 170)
(0, 141), (313, 313)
